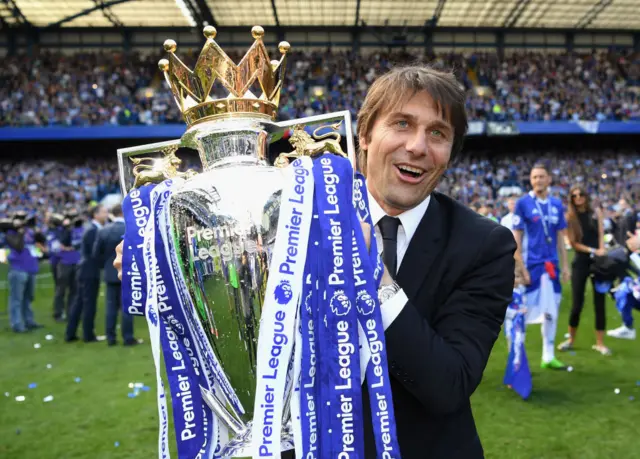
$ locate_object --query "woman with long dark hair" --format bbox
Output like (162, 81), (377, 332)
(557, 185), (611, 355)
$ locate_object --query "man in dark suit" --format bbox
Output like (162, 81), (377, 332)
(65, 205), (109, 342)
(93, 204), (141, 346)
(353, 65), (516, 458)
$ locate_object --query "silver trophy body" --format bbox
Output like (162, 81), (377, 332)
(117, 24), (356, 458)
(118, 112), (355, 457)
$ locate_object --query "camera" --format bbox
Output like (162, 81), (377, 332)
(48, 213), (65, 228)
(63, 210), (84, 228)
(0, 212), (36, 232)
(13, 210), (36, 228)
(0, 217), (15, 232)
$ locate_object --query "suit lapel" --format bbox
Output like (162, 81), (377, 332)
(396, 193), (445, 300)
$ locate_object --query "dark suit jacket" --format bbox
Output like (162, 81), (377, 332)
(613, 210), (637, 247)
(92, 220), (125, 285)
(78, 222), (101, 280)
(361, 191), (516, 459)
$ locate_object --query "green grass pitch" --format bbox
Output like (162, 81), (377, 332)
(0, 261), (638, 459)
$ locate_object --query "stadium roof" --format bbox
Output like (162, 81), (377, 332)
(1, 0), (639, 30)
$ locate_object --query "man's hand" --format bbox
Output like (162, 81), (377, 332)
(627, 231), (639, 253)
(114, 240), (124, 281)
(517, 263), (531, 285)
(595, 248), (607, 256)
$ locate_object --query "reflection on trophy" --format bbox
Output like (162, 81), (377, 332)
(117, 24), (356, 458)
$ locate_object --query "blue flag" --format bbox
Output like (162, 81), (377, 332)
(503, 289), (532, 400)
(614, 277), (640, 329)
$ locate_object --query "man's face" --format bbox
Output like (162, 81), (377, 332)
(618, 199), (629, 212)
(507, 198), (516, 213)
(95, 207), (109, 224)
(360, 90), (454, 216)
(529, 167), (550, 194)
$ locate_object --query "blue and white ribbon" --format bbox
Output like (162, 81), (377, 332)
(353, 172), (384, 288)
(122, 184), (155, 316)
(141, 181), (173, 459)
(296, 201), (322, 458)
(313, 154), (365, 458)
(251, 156), (315, 459)
(349, 194), (400, 458)
(141, 178), (225, 459)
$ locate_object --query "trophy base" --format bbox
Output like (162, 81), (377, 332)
(219, 422), (294, 458)
(200, 386), (294, 458)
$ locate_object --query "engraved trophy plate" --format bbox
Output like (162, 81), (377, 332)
(117, 25), (356, 458)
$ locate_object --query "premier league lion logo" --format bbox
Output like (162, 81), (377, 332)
(168, 317), (185, 335)
(330, 290), (351, 316)
(147, 307), (158, 326)
(305, 290), (313, 314)
(274, 279), (293, 305)
(356, 290), (376, 316)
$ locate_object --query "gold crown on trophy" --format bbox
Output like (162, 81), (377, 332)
(158, 25), (290, 126)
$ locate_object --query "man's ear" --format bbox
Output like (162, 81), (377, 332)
(358, 135), (368, 151)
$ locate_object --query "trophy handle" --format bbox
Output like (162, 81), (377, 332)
(273, 110), (357, 170)
(117, 139), (198, 195)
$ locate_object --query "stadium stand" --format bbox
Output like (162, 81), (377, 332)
(1, 2), (640, 459)
(1, 49), (639, 127)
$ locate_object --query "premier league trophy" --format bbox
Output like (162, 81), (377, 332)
(117, 25), (361, 458)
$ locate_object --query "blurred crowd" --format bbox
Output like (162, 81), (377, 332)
(1, 149), (638, 237)
(1, 49), (638, 127)
(0, 159), (120, 233)
(441, 150), (640, 216)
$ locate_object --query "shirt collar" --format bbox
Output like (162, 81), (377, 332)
(92, 219), (103, 229)
(367, 185), (431, 244)
(529, 190), (549, 204)
(112, 217), (125, 223)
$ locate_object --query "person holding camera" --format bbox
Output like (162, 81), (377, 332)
(53, 210), (84, 322)
(5, 214), (44, 333)
(557, 186), (610, 355)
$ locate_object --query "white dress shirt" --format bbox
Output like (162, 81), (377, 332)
(500, 212), (515, 233)
(367, 189), (431, 329)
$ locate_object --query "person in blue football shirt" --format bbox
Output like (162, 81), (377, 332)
(513, 163), (570, 369)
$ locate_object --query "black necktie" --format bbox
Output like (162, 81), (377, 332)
(378, 216), (401, 280)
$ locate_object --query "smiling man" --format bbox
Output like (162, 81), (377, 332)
(356, 65), (517, 458)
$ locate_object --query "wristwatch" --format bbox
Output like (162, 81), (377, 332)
(378, 281), (401, 305)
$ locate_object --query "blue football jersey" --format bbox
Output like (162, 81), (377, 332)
(513, 191), (567, 266)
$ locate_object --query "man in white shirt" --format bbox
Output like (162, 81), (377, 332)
(354, 65), (516, 458)
(500, 197), (518, 234)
